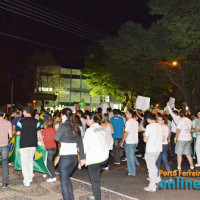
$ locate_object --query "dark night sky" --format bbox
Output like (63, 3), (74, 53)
(0, 0), (157, 105)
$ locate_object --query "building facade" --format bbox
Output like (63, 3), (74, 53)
(33, 66), (103, 109)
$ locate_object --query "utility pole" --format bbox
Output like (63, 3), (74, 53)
(11, 81), (13, 106)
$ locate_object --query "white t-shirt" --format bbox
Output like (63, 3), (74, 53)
(83, 123), (109, 165)
(125, 118), (138, 144)
(161, 125), (169, 145)
(177, 117), (192, 141)
(145, 123), (163, 153)
(192, 118), (200, 136)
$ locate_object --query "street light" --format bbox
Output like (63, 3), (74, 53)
(155, 103), (159, 107)
(171, 61), (178, 67)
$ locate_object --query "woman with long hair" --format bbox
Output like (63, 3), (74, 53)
(156, 114), (172, 182)
(83, 112), (109, 200)
(101, 113), (114, 171)
(54, 108), (85, 200)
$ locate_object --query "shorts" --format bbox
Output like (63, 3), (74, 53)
(175, 140), (192, 155)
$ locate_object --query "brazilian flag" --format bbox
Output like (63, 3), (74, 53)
(0, 134), (16, 164)
(79, 98), (86, 109)
(14, 135), (50, 175)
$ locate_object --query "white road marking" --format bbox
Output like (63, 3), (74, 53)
(71, 177), (139, 200)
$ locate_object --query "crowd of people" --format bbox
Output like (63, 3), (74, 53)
(0, 102), (200, 199)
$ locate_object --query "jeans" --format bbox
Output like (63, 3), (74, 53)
(125, 143), (137, 176)
(47, 148), (56, 178)
(145, 152), (160, 190)
(59, 155), (77, 200)
(88, 159), (108, 200)
(156, 145), (172, 180)
(113, 139), (123, 163)
(170, 132), (176, 156)
(0, 146), (9, 184)
(20, 147), (35, 185)
(135, 156), (140, 167)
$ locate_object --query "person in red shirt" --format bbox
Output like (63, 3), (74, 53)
(42, 119), (57, 182)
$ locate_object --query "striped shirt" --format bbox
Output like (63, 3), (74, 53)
(0, 118), (12, 146)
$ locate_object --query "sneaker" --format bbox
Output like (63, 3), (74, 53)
(136, 154), (142, 158)
(89, 196), (95, 200)
(46, 177), (56, 182)
(113, 162), (120, 165)
(2, 183), (9, 188)
(103, 166), (109, 171)
(144, 186), (156, 192)
(195, 163), (200, 167)
(166, 179), (173, 183)
(23, 183), (30, 187)
(121, 157), (127, 162)
(125, 172), (135, 177)
(78, 164), (82, 169)
(188, 168), (194, 172)
(43, 174), (47, 178)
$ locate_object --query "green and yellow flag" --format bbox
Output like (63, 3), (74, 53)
(79, 98), (86, 109)
(0, 134), (16, 164)
(14, 135), (50, 175)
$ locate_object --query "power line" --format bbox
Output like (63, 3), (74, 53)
(0, 31), (84, 56)
(0, 2), (99, 41)
(13, 0), (107, 39)
(0, 1), (99, 41)
(24, 0), (110, 37)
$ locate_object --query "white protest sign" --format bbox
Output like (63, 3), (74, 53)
(102, 104), (109, 114)
(109, 103), (114, 110)
(136, 96), (150, 110)
(169, 97), (175, 109)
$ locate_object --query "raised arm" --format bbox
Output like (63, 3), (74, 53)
(134, 104), (143, 120)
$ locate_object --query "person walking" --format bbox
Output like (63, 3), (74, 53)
(156, 114), (172, 181)
(192, 111), (200, 167)
(16, 106), (44, 187)
(120, 110), (139, 177)
(0, 107), (12, 188)
(174, 111), (194, 171)
(54, 108), (85, 200)
(110, 109), (125, 165)
(42, 119), (57, 182)
(143, 113), (163, 192)
(83, 112), (109, 200)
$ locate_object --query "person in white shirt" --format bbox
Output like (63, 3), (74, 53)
(156, 114), (172, 181)
(120, 109), (138, 176)
(167, 102), (180, 158)
(192, 111), (200, 167)
(174, 111), (194, 171)
(83, 112), (109, 200)
(143, 113), (163, 192)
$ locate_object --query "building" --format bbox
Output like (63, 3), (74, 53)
(33, 66), (105, 110)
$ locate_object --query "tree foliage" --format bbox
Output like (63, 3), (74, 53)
(83, 0), (200, 111)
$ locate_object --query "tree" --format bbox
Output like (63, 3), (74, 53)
(84, 22), (172, 108)
(148, 0), (200, 112)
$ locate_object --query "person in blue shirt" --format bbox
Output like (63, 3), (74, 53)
(110, 109), (125, 164)
(12, 109), (22, 134)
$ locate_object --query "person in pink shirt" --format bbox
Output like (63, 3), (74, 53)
(0, 107), (12, 188)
